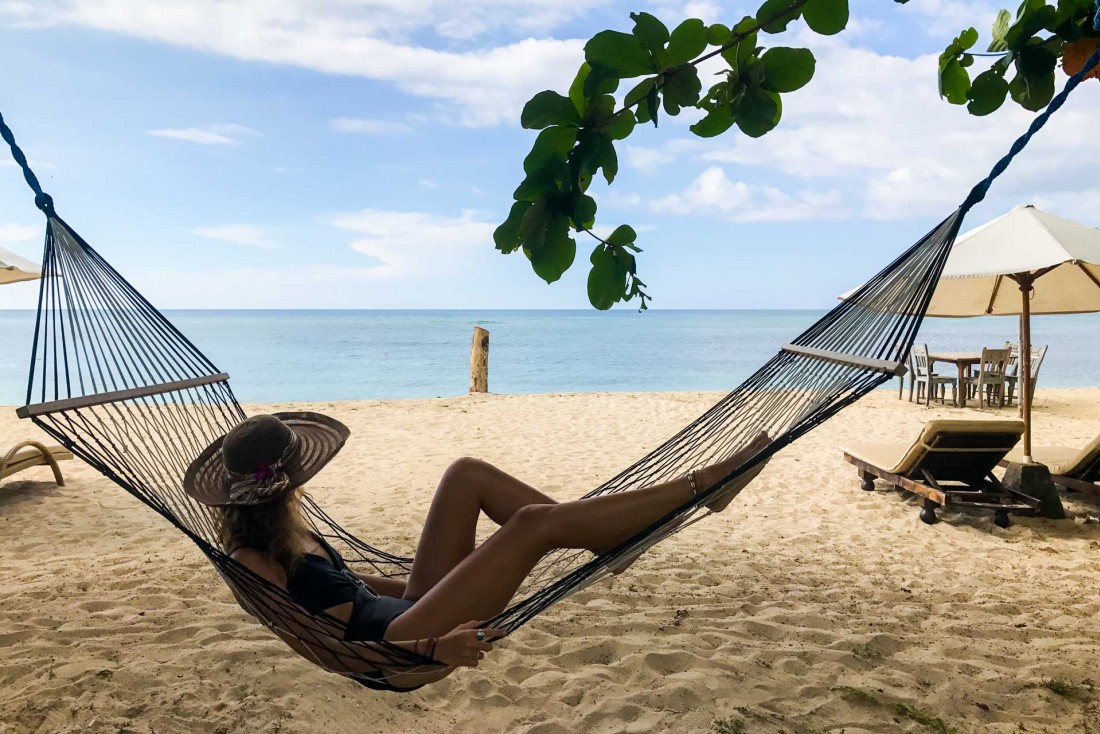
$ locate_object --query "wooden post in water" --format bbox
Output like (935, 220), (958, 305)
(470, 327), (489, 393)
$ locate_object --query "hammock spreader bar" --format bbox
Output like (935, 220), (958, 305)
(4, 25), (1098, 691)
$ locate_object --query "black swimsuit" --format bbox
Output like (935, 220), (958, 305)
(285, 534), (414, 640)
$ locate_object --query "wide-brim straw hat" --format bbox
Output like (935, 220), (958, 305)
(184, 412), (350, 506)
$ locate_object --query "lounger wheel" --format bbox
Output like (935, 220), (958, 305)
(859, 471), (875, 492)
(993, 510), (1010, 529)
(919, 499), (938, 525)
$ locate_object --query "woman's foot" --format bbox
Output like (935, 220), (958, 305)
(696, 432), (772, 513)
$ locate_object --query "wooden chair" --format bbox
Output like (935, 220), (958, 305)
(842, 419), (1039, 527)
(1002, 432), (1100, 495)
(1, 440), (72, 487)
(1003, 343), (1047, 408)
(911, 344), (956, 405)
(969, 347), (1010, 408)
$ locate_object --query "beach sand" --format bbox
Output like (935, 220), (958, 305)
(2, 388), (1098, 733)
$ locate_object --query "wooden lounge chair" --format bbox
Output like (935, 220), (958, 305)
(1002, 432), (1100, 495)
(1, 440), (72, 487)
(842, 420), (1040, 527)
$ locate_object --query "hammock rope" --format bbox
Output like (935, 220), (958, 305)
(4, 24), (1098, 691)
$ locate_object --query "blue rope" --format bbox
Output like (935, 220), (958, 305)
(961, 2), (1100, 213)
(0, 111), (54, 216)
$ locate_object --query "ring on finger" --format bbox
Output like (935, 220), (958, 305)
(475, 629), (487, 642)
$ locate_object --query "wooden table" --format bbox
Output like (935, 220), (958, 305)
(928, 351), (981, 407)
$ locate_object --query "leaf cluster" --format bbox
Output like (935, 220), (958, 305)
(496, 0), (907, 310)
(939, 0), (1100, 115)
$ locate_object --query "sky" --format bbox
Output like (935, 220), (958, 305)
(0, 0), (1098, 310)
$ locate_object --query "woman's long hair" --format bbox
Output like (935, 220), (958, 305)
(219, 486), (311, 571)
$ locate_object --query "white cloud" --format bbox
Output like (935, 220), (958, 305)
(624, 145), (674, 174)
(329, 209), (496, 278)
(0, 222), (41, 243)
(651, 166), (846, 222)
(418, 178), (439, 190)
(191, 224), (275, 248)
(146, 123), (259, 145)
(329, 118), (413, 135)
(5, 1), (590, 127)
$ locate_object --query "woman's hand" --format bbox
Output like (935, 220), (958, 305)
(432, 621), (506, 668)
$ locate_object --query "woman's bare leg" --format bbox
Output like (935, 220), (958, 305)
(403, 458), (558, 600)
(387, 451), (753, 640)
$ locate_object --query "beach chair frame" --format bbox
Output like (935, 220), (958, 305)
(1, 440), (71, 486)
(843, 424), (1040, 527)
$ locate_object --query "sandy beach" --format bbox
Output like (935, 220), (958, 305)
(2, 387), (1098, 733)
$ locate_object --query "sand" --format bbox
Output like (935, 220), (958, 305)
(2, 388), (1099, 734)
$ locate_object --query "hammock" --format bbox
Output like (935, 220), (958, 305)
(3, 38), (1098, 692)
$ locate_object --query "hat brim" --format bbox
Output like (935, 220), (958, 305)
(183, 411), (350, 506)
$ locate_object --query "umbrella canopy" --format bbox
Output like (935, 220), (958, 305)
(927, 204), (1100, 317)
(0, 245), (41, 285)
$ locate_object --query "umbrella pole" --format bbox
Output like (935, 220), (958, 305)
(1018, 275), (1034, 462)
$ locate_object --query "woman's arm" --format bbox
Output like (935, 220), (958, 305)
(354, 572), (408, 598)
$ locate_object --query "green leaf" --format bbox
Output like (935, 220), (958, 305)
(939, 58), (971, 104)
(803, 0), (849, 35)
(601, 110), (636, 140)
(585, 30), (655, 78)
(756, 0), (802, 34)
(989, 9), (1012, 52)
(571, 194), (597, 228)
(666, 18), (708, 65)
(690, 105), (735, 137)
(1009, 46), (1057, 111)
(735, 87), (782, 137)
(645, 84), (660, 126)
(707, 23), (732, 46)
(588, 246), (624, 310)
(519, 196), (554, 250)
(597, 136), (619, 184)
(494, 201), (532, 254)
(528, 217), (576, 284)
(966, 69), (1009, 115)
(958, 27), (979, 50)
(607, 224), (637, 246)
(662, 64), (703, 114)
(522, 126), (578, 176)
(1005, 4), (1058, 48)
(630, 12), (670, 56)
(760, 47), (816, 92)
(521, 90), (582, 130)
(625, 78), (655, 108)
(581, 63), (619, 99)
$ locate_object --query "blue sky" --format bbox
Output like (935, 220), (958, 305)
(1, 0), (1098, 310)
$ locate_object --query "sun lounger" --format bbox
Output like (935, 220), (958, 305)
(1, 440), (72, 487)
(1002, 432), (1100, 495)
(842, 420), (1039, 527)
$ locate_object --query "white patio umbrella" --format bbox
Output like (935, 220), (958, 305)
(0, 245), (41, 285)
(913, 204), (1100, 461)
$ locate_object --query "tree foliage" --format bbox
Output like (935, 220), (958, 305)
(495, 0), (1100, 310)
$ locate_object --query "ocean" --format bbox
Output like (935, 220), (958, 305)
(0, 309), (1097, 404)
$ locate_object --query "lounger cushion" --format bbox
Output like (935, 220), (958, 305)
(1005, 433), (1100, 478)
(844, 419), (1024, 476)
(1, 444), (73, 479)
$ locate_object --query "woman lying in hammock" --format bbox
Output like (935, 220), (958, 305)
(184, 412), (769, 683)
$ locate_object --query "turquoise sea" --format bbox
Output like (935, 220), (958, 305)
(0, 310), (1097, 404)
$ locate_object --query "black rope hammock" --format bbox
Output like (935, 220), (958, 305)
(3, 32), (1099, 691)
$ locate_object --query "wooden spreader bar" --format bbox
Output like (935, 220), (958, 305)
(782, 344), (906, 376)
(17, 372), (231, 419)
